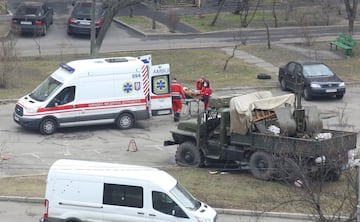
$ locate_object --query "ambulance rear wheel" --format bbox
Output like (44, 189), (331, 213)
(116, 113), (134, 130)
(39, 118), (57, 135)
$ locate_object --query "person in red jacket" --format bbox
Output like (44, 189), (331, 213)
(171, 78), (186, 122)
(199, 79), (212, 110)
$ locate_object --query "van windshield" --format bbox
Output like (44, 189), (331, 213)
(29, 77), (62, 102)
(170, 183), (201, 211)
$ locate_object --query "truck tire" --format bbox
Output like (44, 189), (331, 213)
(175, 142), (204, 167)
(273, 158), (299, 182)
(249, 151), (274, 181)
(39, 118), (57, 135)
(116, 113), (134, 130)
(325, 168), (341, 181)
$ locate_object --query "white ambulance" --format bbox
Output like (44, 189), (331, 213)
(13, 55), (172, 135)
(40, 159), (218, 222)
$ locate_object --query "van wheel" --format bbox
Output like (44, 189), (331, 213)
(39, 118), (57, 135)
(116, 113), (134, 130)
(249, 151), (274, 181)
(175, 142), (204, 167)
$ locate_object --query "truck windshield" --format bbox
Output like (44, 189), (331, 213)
(170, 182), (201, 211)
(29, 77), (62, 102)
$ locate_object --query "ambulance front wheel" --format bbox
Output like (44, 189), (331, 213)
(39, 118), (57, 135)
(116, 113), (135, 130)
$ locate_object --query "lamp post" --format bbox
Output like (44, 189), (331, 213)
(90, 0), (96, 57)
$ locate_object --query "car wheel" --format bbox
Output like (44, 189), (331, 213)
(175, 142), (204, 167)
(336, 94), (344, 99)
(116, 113), (135, 130)
(249, 151), (274, 181)
(280, 78), (288, 91)
(303, 87), (312, 101)
(39, 118), (57, 135)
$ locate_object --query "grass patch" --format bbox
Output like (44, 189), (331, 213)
(1, 44), (359, 100)
(0, 48), (274, 100)
(116, 16), (170, 33)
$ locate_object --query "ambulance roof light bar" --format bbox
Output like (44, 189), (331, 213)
(59, 63), (75, 73)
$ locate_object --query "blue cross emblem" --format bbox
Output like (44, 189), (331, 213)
(157, 79), (167, 91)
(123, 82), (133, 93)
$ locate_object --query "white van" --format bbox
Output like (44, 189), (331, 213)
(13, 55), (172, 135)
(40, 159), (218, 222)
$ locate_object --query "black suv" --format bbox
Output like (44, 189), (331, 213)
(278, 61), (346, 100)
(67, 0), (107, 36)
(11, 1), (53, 36)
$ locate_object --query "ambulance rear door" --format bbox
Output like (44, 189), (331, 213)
(148, 63), (172, 116)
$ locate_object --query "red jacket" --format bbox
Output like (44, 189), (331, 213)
(200, 87), (212, 97)
(171, 82), (185, 100)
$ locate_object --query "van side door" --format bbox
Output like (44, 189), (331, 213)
(102, 182), (148, 221)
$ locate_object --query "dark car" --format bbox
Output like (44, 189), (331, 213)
(278, 61), (345, 100)
(11, 1), (53, 36)
(67, 0), (107, 36)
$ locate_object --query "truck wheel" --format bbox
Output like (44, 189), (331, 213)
(116, 113), (134, 130)
(325, 168), (341, 181)
(249, 151), (274, 181)
(273, 158), (299, 182)
(39, 118), (57, 135)
(175, 142), (204, 167)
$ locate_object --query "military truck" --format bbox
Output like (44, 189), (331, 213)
(164, 91), (357, 181)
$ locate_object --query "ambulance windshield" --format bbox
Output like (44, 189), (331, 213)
(170, 182), (201, 211)
(29, 77), (63, 102)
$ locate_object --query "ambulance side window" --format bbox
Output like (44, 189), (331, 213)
(152, 191), (188, 218)
(152, 75), (170, 95)
(47, 86), (75, 107)
(103, 183), (143, 208)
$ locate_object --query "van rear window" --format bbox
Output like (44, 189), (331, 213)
(103, 183), (143, 208)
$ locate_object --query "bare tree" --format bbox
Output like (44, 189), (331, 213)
(271, 0), (279, 28)
(319, 0), (332, 26)
(0, 35), (17, 89)
(344, 0), (358, 36)
(233, 0), (261, 28)
(91, 0), (142, 57)
(210, 0), (225, 26)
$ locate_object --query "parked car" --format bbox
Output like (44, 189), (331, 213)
(67, 0), (107, 36)
(11, 1), (53, 36)
(278, 61), (346, 100)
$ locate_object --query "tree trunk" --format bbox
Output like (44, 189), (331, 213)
(210, 0), (225, 26)
(344, 0), (358, 36)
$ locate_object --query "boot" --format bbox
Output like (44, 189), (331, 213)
(174, 112), (180, 122)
